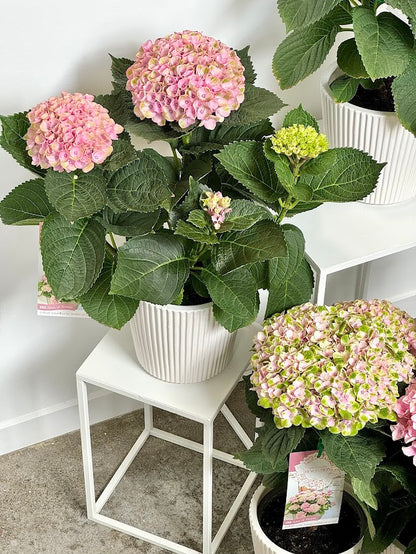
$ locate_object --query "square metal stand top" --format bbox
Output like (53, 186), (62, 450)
(76, 323), (259, 554)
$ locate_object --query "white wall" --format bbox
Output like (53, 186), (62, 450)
(0, 0), (414, 455)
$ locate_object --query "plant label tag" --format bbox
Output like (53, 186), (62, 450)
(282, 450), (345, 530)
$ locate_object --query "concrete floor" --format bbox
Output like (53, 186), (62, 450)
(0, 382), (259, 553)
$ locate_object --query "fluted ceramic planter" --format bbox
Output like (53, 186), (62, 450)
(321, 65), (416, 205)
(130, 300), (236, 383)
(249, 485), (365, 554)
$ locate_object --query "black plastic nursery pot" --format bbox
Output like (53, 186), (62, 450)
(249, 485), (367, 554)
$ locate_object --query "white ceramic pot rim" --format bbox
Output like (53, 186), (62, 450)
(322, 63), (398, 118)
(139, 300), (213, 313)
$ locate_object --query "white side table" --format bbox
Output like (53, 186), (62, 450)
(76, 323), (258, 554)
(292, 198), (416, 304)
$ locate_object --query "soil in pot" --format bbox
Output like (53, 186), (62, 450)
(348, 77), (395, 112)
(258, 491), (363, 554)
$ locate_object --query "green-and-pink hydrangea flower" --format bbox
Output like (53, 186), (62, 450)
(391, 381), (416, 465)
(251, 300), (416, 436)
(201, 191), (231, 230)
(25, 92), (123, 173)
(126, 30), (245, 130)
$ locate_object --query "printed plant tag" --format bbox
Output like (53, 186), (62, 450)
(282, 450), (345, 530)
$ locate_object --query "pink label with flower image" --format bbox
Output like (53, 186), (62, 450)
(282, 450), (345, 530)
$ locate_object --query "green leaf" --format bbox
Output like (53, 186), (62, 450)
(337, 38), (369, 78)
(384, 0), (416, 32)
(212, 220), (287, 274)
(282, 105), (320, 132)
(106, 152), (172, 212)
(0, 178), (53, 225)
(260, 425), (305, 471)
(201, 265), (259, 332)
(109, 54), (132, 87)
(235, 438), (275, 474)
(270, 150), (295, 193)
(266, 257), (314, 317)
(351, 477), (378, 510)
(406, 537), (416, 554)
(330, 75), (361, 103)
(392, 57), (416, 135)
(102, 138), (137, 172)
(187, 209), (209, 228)
(216, 141), (286, 203)
(101, 207), (159, 236)
(125, 117), (183, 144)
(174, 220), (219, 244)
(110, 233), (190, 304)
(273, 18), (339, 89)
(45, 168), (106, 221)
(79, 256), (139, 329)
(95, 91), (129, 126)
(377, 462), (416, 495)
(0, 113), (45, 177)
(223, 84), (285, 127)
(217, 199), (272, 232)
(40, 213), (105, 299)
(235, 45), (257, 85)
(321, 430), (385, 482)
(353, 9), (414, 79)
(277, 0), (344, 31)
(300, 147), (384, 202)
(262, 472), (288, 491)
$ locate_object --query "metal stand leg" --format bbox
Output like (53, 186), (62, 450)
(314, 268), (328, 305)
(355, 262), (370, 299)
(144, 404), (153, 432)
(76, 379), (96, 518)
(202, 421), (214, 554)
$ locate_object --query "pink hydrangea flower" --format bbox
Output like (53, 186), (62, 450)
(391, 381), (416, 465)
(201, 191), (232, 230)
(25, 92), (123, 173)
(126, 30), (245, 130)
(251, 300), (416, 436)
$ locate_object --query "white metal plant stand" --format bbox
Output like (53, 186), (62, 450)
(76, 323), (258, 554)
(293, 197), (416, 305)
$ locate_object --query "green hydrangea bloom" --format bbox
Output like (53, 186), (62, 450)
(271, 124), (329, 160)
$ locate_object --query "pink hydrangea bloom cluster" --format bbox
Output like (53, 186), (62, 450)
(285, 490), (332, 517)
(25, 92), (123, 173)
(125, 30), (245, 130)
(391, 381), (416, 465)
(251, 300), (416, 436)
(201, 191), (232, 230)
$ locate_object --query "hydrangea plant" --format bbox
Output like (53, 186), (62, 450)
(0, 31), (383, 331)
(238, 299), (416, 552)
(272, 1), (416, 135)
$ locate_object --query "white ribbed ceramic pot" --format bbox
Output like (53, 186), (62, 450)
(321, 65), (416, 205)
(249, 486), (364, 554)
(130, 301), (236, 383)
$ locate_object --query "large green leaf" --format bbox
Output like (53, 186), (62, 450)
(79, 256), (139, 329)
(174, 220), (219, 244)
(266, 257), (314, 317)
(277, 0), (344, 31)
(234, 438), (275, 474)
(259, 424), (305, 472)
(0, 113), (45, 176)
(110, 233), (190, 304)
(385, 0), (416, 32)
(106, 151), (172, 212)
(216, 141), (286, 203)
(235, 45), (257, 85)
(337, 38), (369, 78)
(330, 75), (360, 103)
(101, 207), (159, 236)
(222, 84), (285, 126)
(212, 220), (287, 274)
(282, 105), (320, 132)
(40, 213), (105, 300)
(201, 265), (259, 332)
(377, 462), (416, 495)
(217, 199), (272, 232)
(300, 147), (384, 202)
(392, 57), (416, 135)
(95, 91), (129, 127)
(110, 54), (132, 87)
(321, 430), (385, 482)
(272, 18), (339, 89)
(102, 138), (137, 172)
(351, 477), (378, 510)
(45, 168), (107, 221)
(353, 8), (414, 80)
(0, 178), (53, 225)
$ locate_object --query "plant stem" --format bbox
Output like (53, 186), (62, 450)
(170, 143), (181, 174)
(107, 231), (118, 251)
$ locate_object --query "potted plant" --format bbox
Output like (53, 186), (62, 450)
(237, 299), (416, 553)
(272, 0), (416, 205)
(0, 31), (383, 383)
